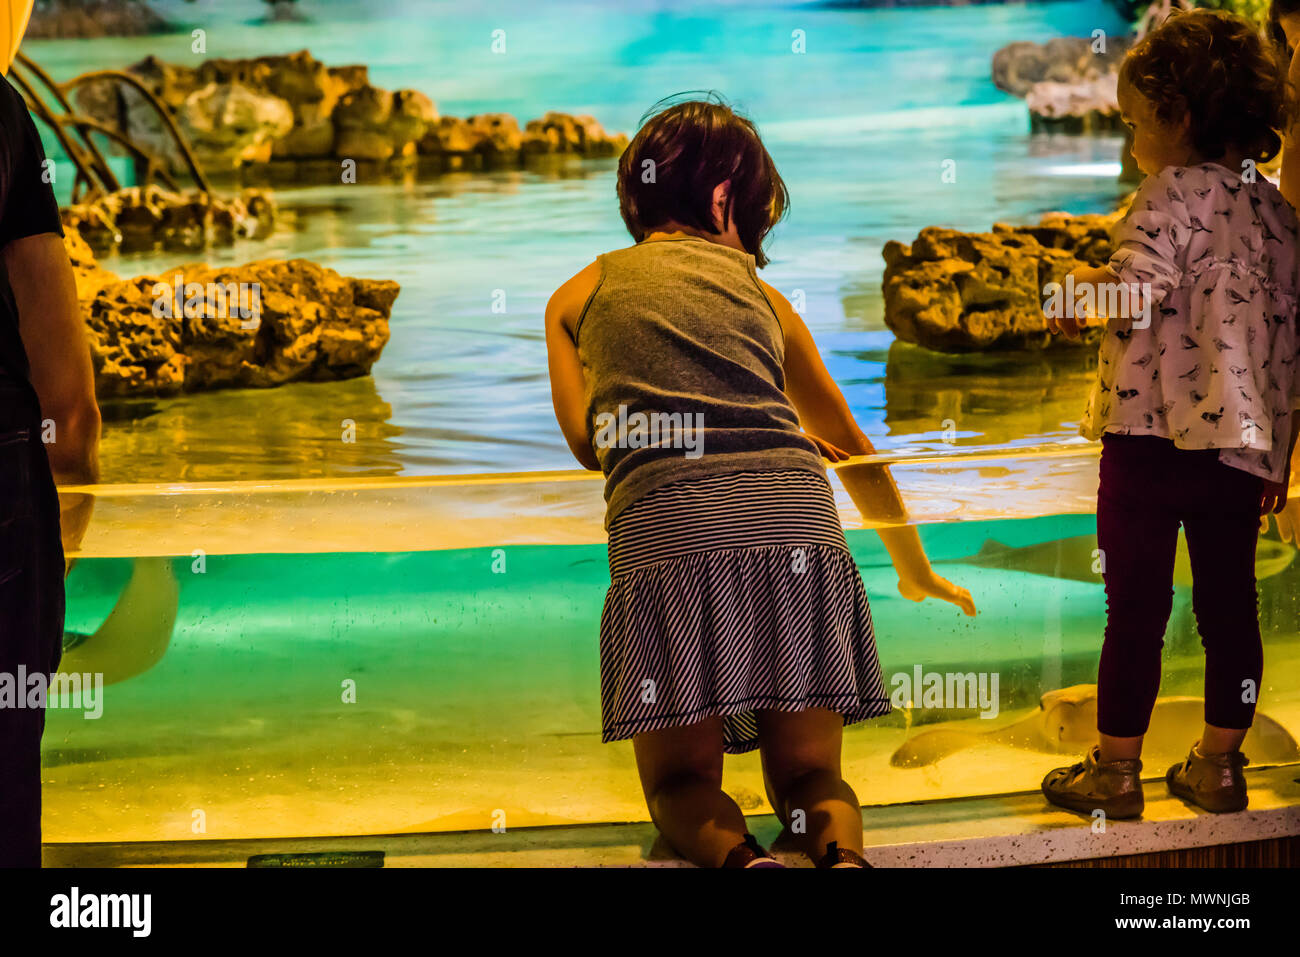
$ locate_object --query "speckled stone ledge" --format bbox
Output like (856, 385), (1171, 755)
(861, 765), (1300, 868)
(44, 765), (1300, 868)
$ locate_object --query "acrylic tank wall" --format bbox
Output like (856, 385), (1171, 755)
(23, 0), (1300, 846)
(45, 446), (1300, 844)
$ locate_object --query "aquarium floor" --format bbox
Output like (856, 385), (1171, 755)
(43, 763), (1300, 868)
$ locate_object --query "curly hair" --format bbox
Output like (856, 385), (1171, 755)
(1120, 7), (1290, 164)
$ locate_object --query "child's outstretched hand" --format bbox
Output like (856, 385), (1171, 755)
(799, 432), (975, 615)
(1260, 477), (1290, 518)
(1260, 476), (1300, 542)
(1262, 503), (1300, 542)
(1046, 301), (1088, 340)
(898, 569), (977, 617)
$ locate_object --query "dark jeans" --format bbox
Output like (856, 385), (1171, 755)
(0, 378), (64, 868)
(1096, 433), (1264, 738)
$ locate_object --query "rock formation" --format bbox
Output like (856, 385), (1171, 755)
(64, 232), (398, 397)
(26, 0), (169, 38)
(522, 112), (628, 157)
(993, 36), (1129, 134)
(75, 50), (629, 172)
(1026, 74), (1124, 134)
(65, 230), (117, 302)
(992, 36), (1129, 98)
(61, 184), (277, 254)
(178, 82), (296, 168)
(333, 86), (437, 162)
(881, 211), (1123, 353)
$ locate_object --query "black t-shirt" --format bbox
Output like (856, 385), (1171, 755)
(0, 73), (65, 384)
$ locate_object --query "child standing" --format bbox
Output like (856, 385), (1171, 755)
(546, 97), (975, 868)
(1045, 9), (1299, 818)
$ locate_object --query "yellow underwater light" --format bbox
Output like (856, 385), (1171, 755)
(1, 0), (32, 75)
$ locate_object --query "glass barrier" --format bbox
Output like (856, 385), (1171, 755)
(44, 444), (1300, 843)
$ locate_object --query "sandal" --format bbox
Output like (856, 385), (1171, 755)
(1166, 741), (1248, 814)
(1042, 745), (1144, 819)
(722, 833), (784, 868)
(816, 841), (870, 868)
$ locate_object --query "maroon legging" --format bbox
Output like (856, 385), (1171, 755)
(1096, 433), (1265, 737)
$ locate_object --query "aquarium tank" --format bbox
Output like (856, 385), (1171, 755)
(15, 0), (1300, 846)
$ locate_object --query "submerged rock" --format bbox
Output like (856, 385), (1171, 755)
(65, 235), (398, 397)
(881, 212), (1121, 353)
(61, 185), (277, 255)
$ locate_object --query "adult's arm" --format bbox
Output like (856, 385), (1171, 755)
(6, 233), (100, 485)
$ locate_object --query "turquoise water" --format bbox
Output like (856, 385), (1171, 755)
(63, 515), (1109, 692)
(24, 0), (1128, 483)
(45, 507), (1300, 842)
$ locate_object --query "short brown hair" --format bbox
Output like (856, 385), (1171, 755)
(1120, 8), (1290, 164)
(616, 95), (788, 268)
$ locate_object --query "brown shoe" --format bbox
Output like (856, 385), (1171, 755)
(1042, 745), (1144, 819)
(721, 833), (784, 868)
(1166, 742), (1248, 813)
(816, 841), (871, 868)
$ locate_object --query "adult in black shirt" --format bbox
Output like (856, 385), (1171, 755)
(0, 72), (100, 868)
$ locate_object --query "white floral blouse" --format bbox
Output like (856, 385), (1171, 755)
(1079, 163), (1300, 482)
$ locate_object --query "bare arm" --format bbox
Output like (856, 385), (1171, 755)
(766, 279), (975, 616)
(7, 233), (100, 485)
(544, 261), (601, 471)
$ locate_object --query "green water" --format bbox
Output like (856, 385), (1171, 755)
(44, 512), (1300, 843)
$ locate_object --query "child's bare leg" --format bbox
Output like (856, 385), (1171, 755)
(1200, 724), (1248, 755)
(758, 707), (863, 860)
(632, 717), (747, 867)
(1099, 732), (1144, 762)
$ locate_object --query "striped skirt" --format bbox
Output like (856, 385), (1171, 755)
(599, 468), (892, 754)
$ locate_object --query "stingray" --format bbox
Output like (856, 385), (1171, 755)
(890, 683), (1300, 767)
(59, 558), (179, 686)
(954, 532), (1294, 587)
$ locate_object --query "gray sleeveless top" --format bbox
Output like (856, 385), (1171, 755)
(575, 236), (825, 527)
